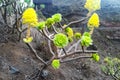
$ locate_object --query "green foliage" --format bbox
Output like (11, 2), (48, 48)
(40, 4), (45, 9)
(81, 32), (93, 47)
(45, 18), (55, 28)
(23, 37), (33, 43)
(101, 57), (120, 79)
(68, 37), (73, 42)
(83, 32), (91, 37)
(92, 53), (100, 62)
(65, 27), (74, 38)
(52, 59), (60, 69)
(53, 33), (68, 48)
(52, 13), (62, 23)
(74, 32), (81, 39)
(29, 3), (35, 8)
(24, 0), (30, 3)
(37, 21), (45, 30)
(20, 0), (101, 71)
(45, 13), (62, 28)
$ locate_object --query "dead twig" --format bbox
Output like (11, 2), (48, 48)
(52, 24), (59, 34)
(63, 17), (88, 29)
(60, 50), (98, 59)
(61, 56), (92, 63)
(26, 43), (47, 65)
(48, 40), (55, 56)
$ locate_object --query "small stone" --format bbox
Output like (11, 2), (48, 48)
(41, 69), (49, 78)
(9, 66), (20, 74)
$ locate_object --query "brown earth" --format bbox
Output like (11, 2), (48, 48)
(0, 27), (120, 80)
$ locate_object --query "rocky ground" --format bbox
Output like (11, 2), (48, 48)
(43, 0), (120, 26)
(0, 0), (120, 80)
(0, 27), (120, 80)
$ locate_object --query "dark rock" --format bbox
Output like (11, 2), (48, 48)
(9, 66), (20, 74)
(41, 69), (49, 78)
(33, 0), (53, 4)
(40, 0), (120, 24)
(87, 44), (97, 50)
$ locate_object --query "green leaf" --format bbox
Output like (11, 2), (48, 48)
(40, 4), (45, 9)
(74, 32), (81, 39)
(68, 37), (73, 43)
(23, 37), (33, 43)
(24, 0), (30, 3)
(83, 32), (91, 37)
(104, 57), (110, 63)
(52, 13), (62, 23)
(45, 18), (55, 28)
(53, 33), (68, 48)
(65, 27), (74, 38)
(37, 21), (45, 30)
(29, 3), (35, 8)
(101, 66), (107, 74)
(92, 53), (100, 62)
(52, 59), (60, 69)
(109, 68), (115, 75)
(81, 32), (93, 47)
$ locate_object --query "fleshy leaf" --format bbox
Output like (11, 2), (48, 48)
(92, 53), (100, 62)
(53, 33), (68, 48)
(81, 32), (93, 47)
(52, 13), (62, 23)
(23, 37), (33, 43)
(52, 59), (60, 69)
(40, 4), (45, 9)
(24, 0), (30, 3)
(68, 37), (73, 42)
(22, 8), (38, 27)
(37, 21), (45, 30)
(45, 18), (55, 28)
(74, 32), (81, 39)
(88, 13), (100, 29)
(84, 0), (101, 11)
(65, 27), (74, 38)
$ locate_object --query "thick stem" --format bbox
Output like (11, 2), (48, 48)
(89, 27), (94, 35)
(48, 40), (55, 56)
(26, 25), (31, 38)
(67, 40), (81, 52)
(75, 40), (81, 51)
(60, 50), (98, 59)
(42, 29), (52, 41)
(63, 17), (89, 29)
(26, 43), (47, 65)
(62, 48), (67, 56)
(61, 56), (92, 63)
(52, 25), (58, 34)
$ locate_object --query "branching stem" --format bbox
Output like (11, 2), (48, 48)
(26, 43), (47, 65)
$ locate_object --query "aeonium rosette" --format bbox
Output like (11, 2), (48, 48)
(81, 32), (93, 47)
(53, 33), (68, 48)
(84, 0), (101, 12)
(22, 8), (38, 43)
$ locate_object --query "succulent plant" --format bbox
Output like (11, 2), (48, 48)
(92, 53), (100, 62)
(81, 32), (93, 47)
(88, 13), (100, 29)
(53, 33), (68, 48)
(45, 18), (55, 28)
(52, 13), (62, 23)
(84, 0), (101, 11)
(52, 59), (60, 69)
(37, 21), (45, 30)
(65, 27), (74, 38)
(23, 37), (33, 43)
(74, 32), (81, 39)
(22, 8), (38, 27)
